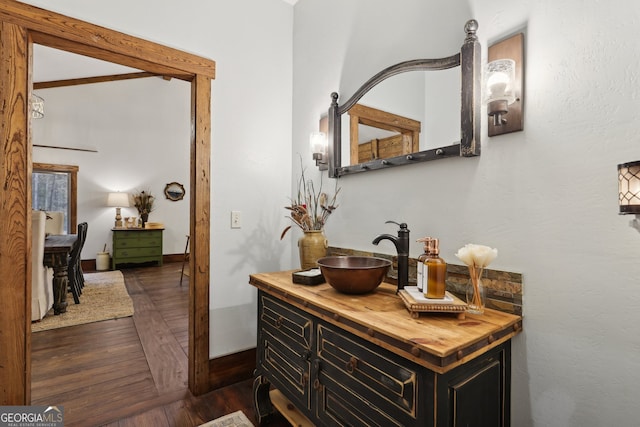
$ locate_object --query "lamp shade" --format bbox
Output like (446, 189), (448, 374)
(618, 161), (640, 214)
(107, 192), (130, 208)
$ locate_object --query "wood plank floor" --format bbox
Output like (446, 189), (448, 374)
(31, 263), (288, 427)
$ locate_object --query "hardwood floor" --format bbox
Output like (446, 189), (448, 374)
(30, 263), (285, 427)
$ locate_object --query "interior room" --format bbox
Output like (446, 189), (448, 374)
(1, 0), (639, 426)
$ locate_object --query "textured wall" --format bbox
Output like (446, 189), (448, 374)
(293, 0), (640, 425)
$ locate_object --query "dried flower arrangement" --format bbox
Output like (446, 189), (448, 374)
(280, 161), (340, 239)
(455, 243), (498, 313)
(133, 190), (155, 216)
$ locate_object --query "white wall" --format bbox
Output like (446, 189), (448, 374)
(24, 0), (294, 358)
(32, 77), (191, 258)
(292, 0), (640, 426)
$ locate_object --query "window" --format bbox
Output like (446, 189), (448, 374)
(32, 163), (78, 233)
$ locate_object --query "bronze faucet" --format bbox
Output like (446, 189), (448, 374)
(372, 221), (410, 293)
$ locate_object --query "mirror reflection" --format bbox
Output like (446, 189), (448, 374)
(328, 19), (481, 178)
(341, 68), (460, 166)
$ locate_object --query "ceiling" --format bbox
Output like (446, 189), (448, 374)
(33, 44), (140, 84)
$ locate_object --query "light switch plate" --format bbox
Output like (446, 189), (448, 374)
(231, 211), (241, 228)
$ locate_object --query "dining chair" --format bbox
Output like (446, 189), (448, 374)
(75, 222), (88, 290)
(67, 222), (88, 303)
(44, 211), (65, 235)
(32, 210), (54, 320)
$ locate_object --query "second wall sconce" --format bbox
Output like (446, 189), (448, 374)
(310, 131), (328, 171)
(618, 161), (640, 214)
(486, 32), (524, 136)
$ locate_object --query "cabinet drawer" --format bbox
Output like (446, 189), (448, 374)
(259, 294), (313, 411)
(114, 246), (162, 259)
(316, 323), (420, 426)
(114, 233), (162, 248)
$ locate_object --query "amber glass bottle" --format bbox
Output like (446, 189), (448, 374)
(415, 237), (431, 292)
(425, 238), (447, 299)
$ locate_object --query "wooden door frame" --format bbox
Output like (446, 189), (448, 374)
(0, 0), (214, 403)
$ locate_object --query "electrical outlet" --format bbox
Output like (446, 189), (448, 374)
(231, 211), (241, 229)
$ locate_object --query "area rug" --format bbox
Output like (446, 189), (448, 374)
(32, 270), (134, 332)
(198, 410), (253, 427)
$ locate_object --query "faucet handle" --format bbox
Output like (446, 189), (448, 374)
(385, 220), (408, 230)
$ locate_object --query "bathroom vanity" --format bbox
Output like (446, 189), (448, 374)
(250, 271), (522, 427)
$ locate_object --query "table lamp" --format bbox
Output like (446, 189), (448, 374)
(107, 192), (130, 228)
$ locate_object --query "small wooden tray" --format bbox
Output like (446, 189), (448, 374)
(399, 288), (467, 319)
(292, 268), (325, 286)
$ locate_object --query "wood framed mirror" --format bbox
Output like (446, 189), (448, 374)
(328, 19), (481, 178)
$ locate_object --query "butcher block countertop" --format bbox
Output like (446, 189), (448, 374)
(249, 270), (523, 373)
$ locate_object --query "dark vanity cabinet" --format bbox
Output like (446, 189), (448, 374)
(250, 272), (521, 427)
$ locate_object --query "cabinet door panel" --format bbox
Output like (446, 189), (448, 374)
(318, 372), (408, 427)
(450, 360), (502, 427)
(316, 323), (422, 426)
(262, 333), (311, 409)
(261, 295), (312, 349)
(259, 294), (313, 412)
(440, 343), (510, 427)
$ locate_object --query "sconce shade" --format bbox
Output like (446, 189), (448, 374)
(310, 131), (328, 171)
(618, 161), (640, 214)
(310, 131), (327, 155)
(487, 32), (524, 136)
(486, 59), (516, 105)
(107, 192), (130, 208)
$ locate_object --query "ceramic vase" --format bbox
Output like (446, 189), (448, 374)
(298, 230), (328, 270)
(140, 212), (149, 228)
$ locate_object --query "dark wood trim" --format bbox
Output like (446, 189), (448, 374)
(0, 1), (214, 404)
(34, 71), (163, 90)
(209, 348), (256, 390)
(32, 162), (78, 233)
(33, 145), (97, 153)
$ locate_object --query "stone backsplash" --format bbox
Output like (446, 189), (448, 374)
(327, 246), (522, 315)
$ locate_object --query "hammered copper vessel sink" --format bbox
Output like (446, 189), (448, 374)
(317, 256), (392, 294)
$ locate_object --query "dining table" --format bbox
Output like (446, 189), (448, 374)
(43, 234), (77, 315)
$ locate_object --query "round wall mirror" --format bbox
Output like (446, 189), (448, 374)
(164, 182), (185, 201)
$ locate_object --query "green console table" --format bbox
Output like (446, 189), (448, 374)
(112, 228), (163, 269)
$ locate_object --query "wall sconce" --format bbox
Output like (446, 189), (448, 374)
(486, 32), (524, 136)
(310, 131), (328, 171)
(107, 192), (130, 228)
(618, 161), (640, 214)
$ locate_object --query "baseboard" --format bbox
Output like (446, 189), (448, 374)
(162, 253), (185, 263)
(209, 348), (256, 390)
